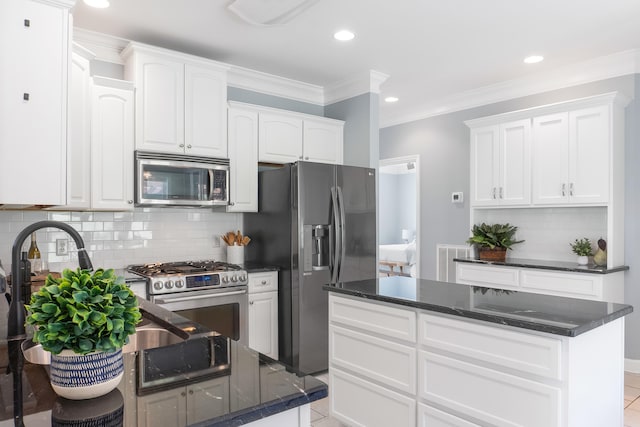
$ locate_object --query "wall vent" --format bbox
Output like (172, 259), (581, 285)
(436, 244), (472, 282)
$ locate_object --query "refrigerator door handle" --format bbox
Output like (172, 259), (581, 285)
(336, 186), (346, 282)
(330, 186), (341, 284)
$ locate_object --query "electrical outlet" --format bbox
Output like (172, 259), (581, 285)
(56, 239), (68, 256)
(213, 236), (221, 248)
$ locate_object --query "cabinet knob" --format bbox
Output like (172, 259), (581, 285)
(561, 183), (566, 196)
(179, 144), (185, 148)
(181, 391), (186, 397)
(492, 187), (496, 199)
(250, 300), (254, 305)
(305, 157), (309, 160)
(228, 202), (235, 206)
(128, 200), (133, 204)
(187, 144), (192, 149)
(261, 280), (267, 285)
(189, 390), (194, 395)
(299, 156), (303, 159)
(569, 183), (574, 196)
(499, 187), (503, 199)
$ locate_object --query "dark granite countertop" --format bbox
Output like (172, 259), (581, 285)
(324, 276), (633, 337)
(0, 295), (326, 426)
(241, 263), (280, 273)
(454, 257), (629, 274)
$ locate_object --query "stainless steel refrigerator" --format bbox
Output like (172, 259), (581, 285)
(244, 161), (377, 374)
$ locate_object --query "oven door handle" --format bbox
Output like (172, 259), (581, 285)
(154, 289), (247, 304)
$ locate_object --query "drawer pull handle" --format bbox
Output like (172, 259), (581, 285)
(261, 280), (267, 285)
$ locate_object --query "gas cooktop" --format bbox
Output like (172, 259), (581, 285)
(128, 260), (243, 277)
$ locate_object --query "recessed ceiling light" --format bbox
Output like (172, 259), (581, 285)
(524, 55), (544, 64)
(334, 30), (355, 41)
(384, 96), (399, 103)
(83, 0), (110, 8)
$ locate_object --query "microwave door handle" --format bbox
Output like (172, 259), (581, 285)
(208, 169), (215, 201)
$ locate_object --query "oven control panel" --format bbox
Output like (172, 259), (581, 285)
(148, 271), (248, 294)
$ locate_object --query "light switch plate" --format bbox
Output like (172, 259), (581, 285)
(56, 239), (68, 256)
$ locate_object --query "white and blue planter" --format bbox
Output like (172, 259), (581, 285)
(49, 349), (124, 400)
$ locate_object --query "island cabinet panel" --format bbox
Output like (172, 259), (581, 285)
(455, 263), (519, 289)
(419, 351), (561, 427)
(328, 293), (416, 342)
(186, 376), (230, 425)
(329, 324), (416, 394)
(418, 403), (481, 427)
(330, 368), (416, 427)
(137, 386), (188, 427)
(519, 269), (601, 299)
(418, 313), (562, 380)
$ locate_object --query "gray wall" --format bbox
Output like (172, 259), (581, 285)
(380, 74), (640, 358)
(227, 87), (324, 115)
(325, 93), (380, 168)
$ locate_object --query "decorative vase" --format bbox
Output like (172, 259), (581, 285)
(577, 255), (589, 265)
(227, 245), (244, 265)
(593, 248), (607, 266)
(49, 349), (124, 400)
(478, 247), (507, 262)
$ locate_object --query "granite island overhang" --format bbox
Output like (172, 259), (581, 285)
(324, 276), (633, 427)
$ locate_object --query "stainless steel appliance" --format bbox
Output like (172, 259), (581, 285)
(135, 151), (230, 207)
(128, 261), (248, 344)
(244, 162), (377, 374)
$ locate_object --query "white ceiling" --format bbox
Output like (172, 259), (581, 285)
(72, 0), (640, 128)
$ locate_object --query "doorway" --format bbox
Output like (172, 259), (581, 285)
(378, 155), (420, 278)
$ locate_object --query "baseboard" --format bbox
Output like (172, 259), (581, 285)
(625, 358), (640, 373)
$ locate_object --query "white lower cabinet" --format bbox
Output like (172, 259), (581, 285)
(328, 293), (625, 427)
(455, 262), (624, 303)
(136, 376), (230, 427)
(248, 271), (278, 359)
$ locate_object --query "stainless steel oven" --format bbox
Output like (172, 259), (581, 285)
(128, 261), (249, 345)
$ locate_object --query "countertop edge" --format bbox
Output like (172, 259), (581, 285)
(454, 257), (629, 274)
(323, 285), (633, 337)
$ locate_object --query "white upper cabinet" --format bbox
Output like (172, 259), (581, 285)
(257, 107), (344, 165)
(0, 0), (73, 206)
(227, 105), (258, 212)
(259, 113), (303, 163)
(532, 105), (610, 205)
(470, 119), (530, 207)
(122, 43), (228, 157)
(303, 118), (344, 164)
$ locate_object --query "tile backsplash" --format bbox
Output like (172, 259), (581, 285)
(0, 209), (242, 273)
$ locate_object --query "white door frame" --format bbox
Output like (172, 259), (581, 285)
(379, 155), (420, 278)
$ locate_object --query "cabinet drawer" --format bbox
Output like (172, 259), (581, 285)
(330, 324), (416, 394)
(419, 351), (561, 427)
(330, 368), (415, 427)
(520, 269), (602, 299)
(419, 313), (562, 380)
(456, 264), (519, 288)
(248, 271), (278, 294)
(418, 403), (480, 427)
(329, 294), (416, 343)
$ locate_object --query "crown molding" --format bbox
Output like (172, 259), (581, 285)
(381, 49), (640, 129)
(324, 70), (390, 105)
(73, 28), (129, 64)
(35, 0), (76, 9)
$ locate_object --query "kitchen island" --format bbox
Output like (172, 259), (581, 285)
(0, 296), (326, 426)
(324, 276), (632, 427)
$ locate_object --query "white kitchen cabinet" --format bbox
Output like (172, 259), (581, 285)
(258, 112), (303, 163)
(0, 0), (73, 206)
(248, 271), (278, 359)
(122, 43), (228, 157)
(532, 106), (609, 205)
(303, 118), (344, 164)
(227, 105), (258, 212)
(137, 376), (230, 427)
(470, 119), (530, 207)
(455, 262), (624, 303)
(90, 77), (135, 210)
(65, 44), (94, 209)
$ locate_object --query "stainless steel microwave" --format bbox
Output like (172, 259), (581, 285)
(135, 151), (229, 207)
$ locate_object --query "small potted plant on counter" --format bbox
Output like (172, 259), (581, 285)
(570, 238), (593, 265)
(26, 268), (142, 400)
(466, 223), (524, 262)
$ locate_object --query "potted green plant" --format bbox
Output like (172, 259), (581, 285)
(26, 268), (142, 400)
(570, 238), (593, 265)
(466, 223), (524, 262)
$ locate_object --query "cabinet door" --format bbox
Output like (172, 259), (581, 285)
(227, 107), (258, 212)
(532, 112), (569, 205)
(469, 126), (499, 206)
(499, 119), (530, 206)
(185, 64), (227, 157)
(303, 119), (343, 164)
(258, 113), (303, 163)
(66, 49), (93, 209)
(0, 0), (69, 205)
(135, 53), (184, 153)
(137, 386), (187, 427)
(248, 291), (278, 359)
(91, 82), (135, 210)
(568, 105), (609, 204)
(186, 376), (230, 425)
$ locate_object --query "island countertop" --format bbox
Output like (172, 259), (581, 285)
(0, 295), (327, 426)
(324, 276), (633, 337)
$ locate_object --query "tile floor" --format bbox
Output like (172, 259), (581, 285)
(313, 371), (640, 427)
